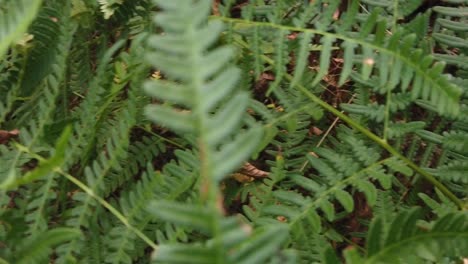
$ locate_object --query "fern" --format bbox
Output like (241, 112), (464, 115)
(144, 0), (263, 182)
(56, 73), (138, 263)
(0, 0), (43, 59)
(104, 150), (197, 263)
(344, 208), (468, 264)
(142, 0), (303, 262)
(1, 0), (467, 263)
(97, 0), (123, 19)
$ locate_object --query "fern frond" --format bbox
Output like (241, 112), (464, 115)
(345, 208), (468, 264)
(105, 154), (197, 263)
(0, 51), (24, 125)
(145, 0), (262, 182)
(56, 98), (136, 262)
(419, 189), (459, 217)
(65, 40), (125, 166)
(12, 228), (81, 264)
(97, 0), (123, 19)
(255, 129), (413, 253)
(0, 0), (42, 59)
(0, 5), (75, 190)
(143, 1), (300, 262)
(1, 0), (466, 262)
(223, 8), (463, 116)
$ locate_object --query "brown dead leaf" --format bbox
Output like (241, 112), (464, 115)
(212, 0), (220, 16)
(0, 129), (19, 144)
(240, 162), (269, 178)
(287, 32), (299, 40)
(333, 9), (340, 20)
(309, 126), (323, 136)
(260, 72), (275, 81)
(277, 216), (287, 222)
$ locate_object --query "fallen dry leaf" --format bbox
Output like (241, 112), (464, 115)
(240, 162), (269, 178)
(0, 129), (19, 144)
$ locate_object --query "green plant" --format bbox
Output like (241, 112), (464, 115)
(0, 0), (467, 263)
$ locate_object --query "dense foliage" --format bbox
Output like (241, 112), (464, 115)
(1, 0), (467, 263)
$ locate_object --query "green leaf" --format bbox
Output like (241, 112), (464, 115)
(366, 217), (383, 256)
(305, 210), (322, 233)
(144, 81), (193, 107)
(152, 244), (217, 264)
(252, 125), (278, 159)
(212, 127), (263, 181)
(147, 201), (214, 233)
(285, 113), (298, 133)
(363, 211), (468, 263)
(144, 105), (195, 133)
(312, 36), (335, 86)
(7, 125), (72, 189)
(354, 180), (377, 206)
(361, 46), (375, 80)
(0, 0), (43, 59)
(339, 42), (357, 86)
(344, 247), (366, 264)
(229, 225), (289, 264)
(16, 228), (81, 264)
(290, 32), (313, 88)
(334, 189), (354, 213)
(206, 92), (249, 146)
(385, 158), (413, 177)
(319, 199), (335, 221)
(203, 67), (240, 112)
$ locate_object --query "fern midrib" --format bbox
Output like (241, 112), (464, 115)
(187, 21), (225, 263)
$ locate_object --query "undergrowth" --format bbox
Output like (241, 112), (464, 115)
(0, 0), (467, 263)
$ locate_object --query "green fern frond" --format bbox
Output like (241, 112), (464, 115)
(65, 40), (125, 166)
(0, 52), (24, 125)
(419, 192), (459, 219)
(56, 52), (139, 261)
(145, 0), (262, 182)
(143, 1), (302, 263)
(432, 160), (468, 183)
(257, 130), (412, 242)
(345, 208), (468, 264)
(223, 8), (463, 116)
(97, 0), (123, 19)
(105, 161), (194, 264)
(56, 101), (136, 262)
(12, 228), (81, 264)
(241, 155), (286, 224)
(1, 0), (466, 262)
(442, 130), (468, 155)
(0, 0), (43, 59)
(0, 5), (75, 190)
